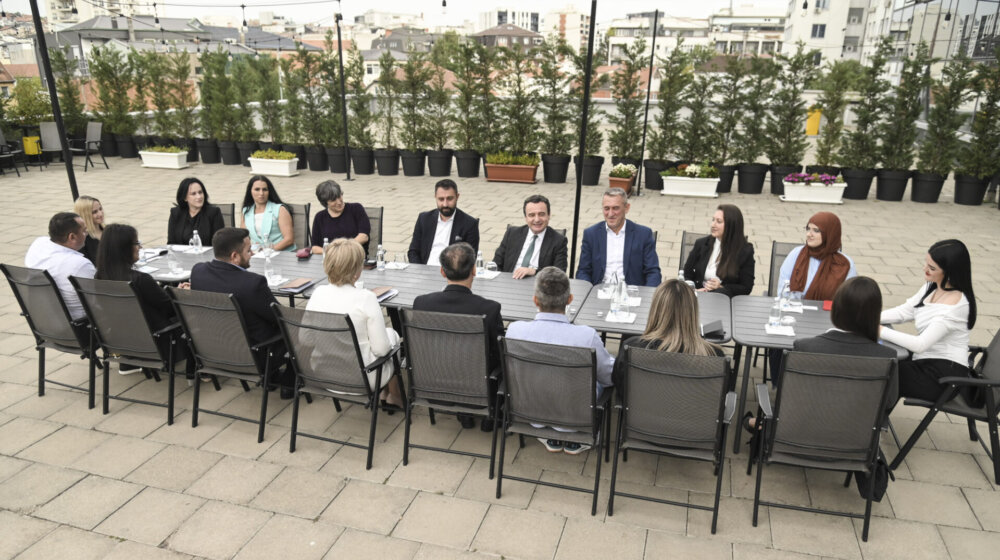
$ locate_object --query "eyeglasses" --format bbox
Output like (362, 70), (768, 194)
(804, 226), (821, 234)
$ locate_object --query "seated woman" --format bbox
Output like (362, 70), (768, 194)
(880, 239), (976, 406)
(683, 204), (755, 296)
(305, 239), (403, 407)
(778, 211), (857, 300)
(310, 180), (371, 254)
(74, 195), (105, 264)
(613, 279), (723, 387)
(167, 178), (225, 246)
(238, 175), (295, 251)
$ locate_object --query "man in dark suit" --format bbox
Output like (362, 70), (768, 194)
(576, 188), (661, 287)
(407, 179), (480, 265)
(190, 227), (292, 397)
(412, 242), (503, 430)
(493, 194), (568, 279)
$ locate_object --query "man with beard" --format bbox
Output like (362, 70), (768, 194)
(407, 179), (480, 265)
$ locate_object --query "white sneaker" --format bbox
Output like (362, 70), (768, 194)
(118, 363), (141, 375)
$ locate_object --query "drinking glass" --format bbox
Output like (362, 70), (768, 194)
(486, 261), (498, 273)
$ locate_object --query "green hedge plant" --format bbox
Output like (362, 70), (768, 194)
(838, 37), (891, 170)
(878, 42), (932, 171)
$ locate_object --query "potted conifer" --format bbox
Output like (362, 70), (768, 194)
(279, 57), (307, 169)
(252, 55), (283, 153)
(764, 43), (816, 195)
(536, 37), (574, 183)
(346, 47), (376, 174)
(954, 48), (1000, 205)
(319, 32), (347, 173)
(679, 71), (717, 186)
(708, 56), (746, 193)
(451, 42), (484, 177)
(487, 44), (539, 182)
(876, 42), (931, 201)
(293, 46), (329, 171)
(399, 48), (432, 176)
(374, 51), (400, 175)
(88, 45), (136, 158)
(646, 42), (698, 190)
(425, 60), (453, 176)
(475, 46), (502, 176)
(808, 60), (858, 177)
(571, 43), (607, 186)
(231, 57), (260, 166)
(734, 56), (775, 194)
(167, 52), (199, 162)
(607, 36), (646, 168)
(838, 38), (891, 199)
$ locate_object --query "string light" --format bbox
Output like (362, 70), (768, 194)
(1, 0), (6, 18)
(154, 3), (159, 24)
(241, 4), (248, 27)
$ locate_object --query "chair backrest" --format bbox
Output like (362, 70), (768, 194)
(286, 203), (311, 250)
(272, 304), (370, 396)
(219, 203), (236, 228)
(86, 122), (102, 143)
(767, 241), (799, 296)
(770, 351), (895, 464)
(679, 230), (702, 270)
(364, 206), (383, 260)
(39, 122), (61, 150)
(977, 330), (1000, 406)
(400, 309), (492, 408)
(500, 337), (597, 432)
(623, 347), (732, 451)
(166, 287), (261, 377)
(1, 264), (87, 354)
(70, 277), (162, 366)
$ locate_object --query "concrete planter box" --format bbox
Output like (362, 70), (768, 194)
(248, 157), (299, 177)
(780, 183), (846, 204)
(139, 150), (189, 169)
(660, 176), (719, 198)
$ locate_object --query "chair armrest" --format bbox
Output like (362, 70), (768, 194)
(968, 346), (987, 370)
(250, 333), (284, 352)
(755, 383), (773, 418)
(723, 391), (737, 424)
(596, 386), (614, 410)
(938, 376), (1000, 388)
(363, 345), (402, 372)
(152, 321), (182, 337)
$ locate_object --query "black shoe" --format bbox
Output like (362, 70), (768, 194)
(280, 386), (294, 400)
(458, 414), (476, 429)
(480, 418), (494, 432)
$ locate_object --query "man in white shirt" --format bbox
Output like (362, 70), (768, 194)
(407, 179), (480, 265)
(575, 188), (661, 287)
(492, 194), (569, 279)
(24, 212), (96, 321)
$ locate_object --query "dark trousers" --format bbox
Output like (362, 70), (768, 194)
(897, 358), (970, 403)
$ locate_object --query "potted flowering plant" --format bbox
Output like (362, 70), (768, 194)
(608, 163), (637, 193)
(139, 144), (189, 169)
(660, 162), (720, 198)
(780, 172), (846, 204)
(248, 149), (299, 177)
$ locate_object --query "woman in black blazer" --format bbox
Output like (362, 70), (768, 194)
(683, 204), (755, 297)
(167, 177), (225, 246)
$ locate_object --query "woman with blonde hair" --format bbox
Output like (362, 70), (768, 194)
(74, 195), (105, 263)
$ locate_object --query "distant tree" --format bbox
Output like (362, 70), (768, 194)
(811, 59), (860, 167)
(47, 46), (87, 137)
(430, 31), (463, 73)
(535, 36), (575, 156)
(167, 51), (198, 139)
(398, 47), (432, 151)
(497, 43), (538, 155)
(345, 46), (375, 150)
(88, 45), (135, 135)
(606, 36), (646, 160)
(376, 50), (400, 148)
(764, 42), (818, 167)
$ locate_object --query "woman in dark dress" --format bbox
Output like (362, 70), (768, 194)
(683, 204), (755, 297)
(310, 180), (371, 254)
(167, 178), (225, 245)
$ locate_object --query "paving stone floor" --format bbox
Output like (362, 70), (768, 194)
(0, 155), (998, 559)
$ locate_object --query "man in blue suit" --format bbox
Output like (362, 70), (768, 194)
(575, 188), (661, 287)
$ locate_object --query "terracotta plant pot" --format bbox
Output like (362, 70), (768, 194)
(484, 163), (538, 184)
(608, 174), (635, 194)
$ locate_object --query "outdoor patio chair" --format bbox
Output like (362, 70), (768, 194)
(751, 351), (896, 542)
(0, 264), (97, 407)
(286, 202), (311, 250)
(496, 337), (610, 516)
(679, 230), (701, 271)
(0, 128), (26, 176)
(608, 347), (736, 533)
(219, 203), (235, 228)
(37, 122), (64, 164)
(889, 329), (1000, 484)
(752, 240), (800, 376)
(399, 309), (501, 476)
(68, 122), (109, 172)
(70, 277), (186, 423)
(364, 206), (383, 261)
(166, 287), (282, 443)
(273, 304), (403, 469)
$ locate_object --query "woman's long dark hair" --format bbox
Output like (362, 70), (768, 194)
(831, 277), (883, 342)
(95, 224), (138, 282)
(175, 178), (211, 210)
(241, 175), (284, 213)
(922, 239), (976, 329)
(716, 204), (748, 280)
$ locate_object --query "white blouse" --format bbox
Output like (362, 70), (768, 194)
(704, 238), (721, 281)
(880, 283), (970, 366)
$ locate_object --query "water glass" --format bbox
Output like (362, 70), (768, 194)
(486, 261), (498, 272)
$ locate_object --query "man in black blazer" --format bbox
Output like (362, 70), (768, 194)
(412, 242), (504, 429)
(407, 179), (480, 265)
(493, 194), (568, 279)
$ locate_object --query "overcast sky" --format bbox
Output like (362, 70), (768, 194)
(6, 1), (790, 28)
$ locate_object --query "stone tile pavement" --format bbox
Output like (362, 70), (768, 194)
(0, 156), (998, 559)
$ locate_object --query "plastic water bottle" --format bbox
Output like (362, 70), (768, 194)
(376, 244), (386, 271)
(678, 269), (685, 282)
(616, 280), (630, 317)
(768, 297), (783, 327)
(264, 253), (275, 282)
(322, 237), (330, 250)
(190, 230), (202, 250)
(475, 250), (484, 275)
(779, 280), (791, 311)
(166, 248), (181, 273)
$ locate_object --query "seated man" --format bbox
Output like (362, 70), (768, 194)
(576, 187), (661, 287)
(190, 227), (292, 398)
(407, 179), (480, 265)
(506, 267), (614, 455)
(493, 194), (568, 279)
(25, 212), (96, 323)
(413, 242), (503, 430)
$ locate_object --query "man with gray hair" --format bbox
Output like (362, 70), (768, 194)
(576, 187), (661, 287)
(505, 266), (613, 454)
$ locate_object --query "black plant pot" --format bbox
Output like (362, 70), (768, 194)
(152, 135), (173, 147)
(953, 173), (990, 206)
(350, 148), (375, 175)
(326, 147), (348, 173)
(197, 138), (220, 164)
(427, 149), (453, 177)
(455, 150), (480, 178)
(218, 141), (241, 165)
(259, 141), (275, 152)
(131, 135), (151, 152)
(101, 133), (118, 157)
(737, 163), (768, 194)
(174, 138), (198, 162)
(876, 169), (911, 201)
(305, 145), (329, 171)
(611, 156), (641, 168)
(716, 164), (736, 193)
(542, 154), (571, 183)
(842, 168), (875, 199)
(237, 141), (258, 167)
(770, 164), (803, 195)
(642, 160), (670, 191)
(574, 155), (604, 186)
(374, 148), (400, 175)
(115, 134), (137, 158)
(911, 172), (946, 203)
(282, 144), (307, 169)
(805, 165), (841, 176)
(401, 149), (426, 176)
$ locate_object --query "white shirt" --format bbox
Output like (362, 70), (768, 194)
(880, 283), (970, 365)
(602, 222), (627, 284)
(427, 213), (454, 266)
(515, 228), (546, 269)
(704, 238), (722, 281)
(24, 236), (96, 320)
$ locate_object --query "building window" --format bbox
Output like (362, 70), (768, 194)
(715, 41), (727, 53)
(1, 86), (8, 97)
(811, 24), (826, 39)
(498, 36), (508, 46)
(848, 8), (863, 24)
(816, 0), (829, 9)
(812, 52), (822, 66)
(761, 41), (775, 54)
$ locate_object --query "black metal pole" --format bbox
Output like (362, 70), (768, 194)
(635, 10), (659, 197)
(29, 0), (79, 201)
(335, 9), (352, 180)
(569, 0), (599, 277)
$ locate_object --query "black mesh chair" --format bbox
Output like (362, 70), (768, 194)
(273, 304), (403, 469)
(167, 287), (282, 443)
(496, 338), (610, 515)
(608, 348), (736, 533)
(286, 203), (311, 250)
(679, 230), (702, 272)
(219, 203), (236, 228)
(1, 264), (96, 407)
(890, 330), (1000, 484)
(70, 277), (185, 423)
(0, 128), (26, 176)
(68, 122), (109, 172)
(364, 206), (383, 261)
(399, 309), (500, 475)
(37, 122), (64, 164)
(752, 351), (896, 542)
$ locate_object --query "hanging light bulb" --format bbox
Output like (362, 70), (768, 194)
(945, 12), (952, 22)
(802, 1), (808, 10)
(442, 0), (447, 7)
(1, 0), (7, 18)
(154, 3), (159, 24)
(241, 4), (247, 28)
